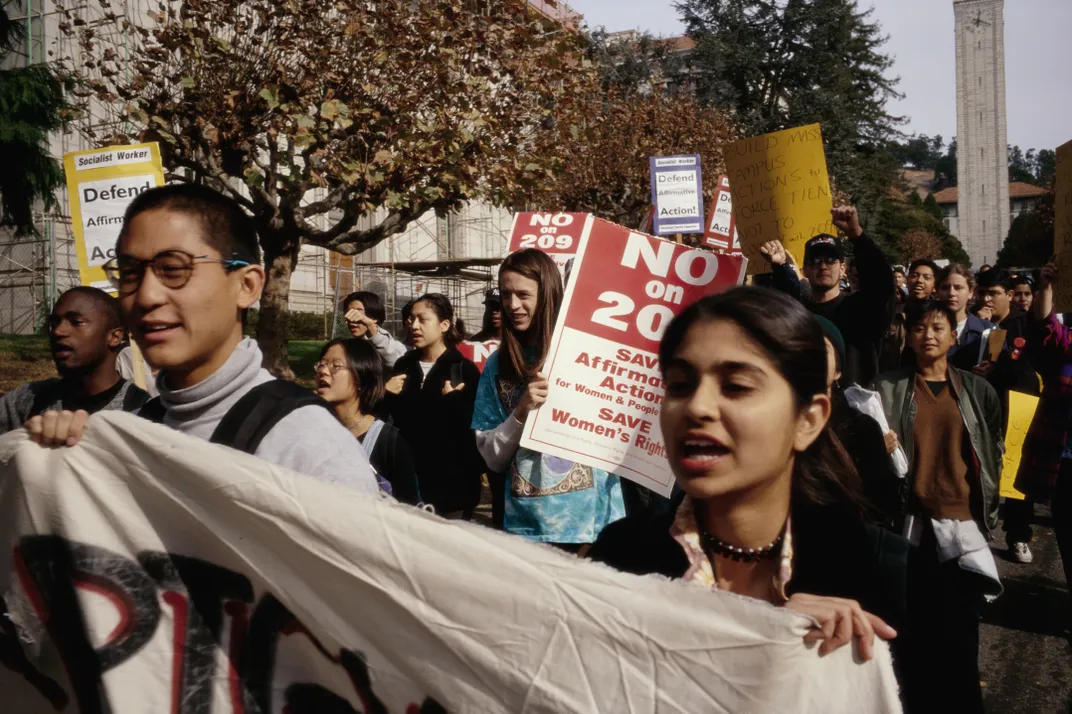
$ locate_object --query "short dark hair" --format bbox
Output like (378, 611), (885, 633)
(341, 291), (386, 324)
(908, 258), (939, 276)
(55, 286), (123, 331)
(118, 183), (261, 264)
(893, 268), (906, 277)
(977, 267), (1013, 292)
(319, 338), (385, 414)
(905, 299), (957, 332)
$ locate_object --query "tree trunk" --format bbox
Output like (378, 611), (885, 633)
(257, 234), (301, 380)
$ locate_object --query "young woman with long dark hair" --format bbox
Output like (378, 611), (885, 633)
(589, 287), (909, 665)
(472, 249), (625, 550)
(314, 338), (421, 505)
(386, 293), (484, 518)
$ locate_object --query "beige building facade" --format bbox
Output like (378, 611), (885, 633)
(953, 0), (1011, 266)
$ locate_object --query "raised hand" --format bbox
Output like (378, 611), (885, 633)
(830, 206), (863, 239)
(760, 240), (788, 266)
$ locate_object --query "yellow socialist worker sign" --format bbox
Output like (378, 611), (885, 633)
(63, 143), (165, 289)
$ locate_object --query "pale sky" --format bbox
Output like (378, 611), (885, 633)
(570, 0), (1071, 152)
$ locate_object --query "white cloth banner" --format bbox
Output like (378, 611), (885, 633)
(0, 412), (902, 713)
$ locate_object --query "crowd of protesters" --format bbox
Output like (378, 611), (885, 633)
(5, 182), (1070, 713)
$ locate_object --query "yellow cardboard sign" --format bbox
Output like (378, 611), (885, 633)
(1054, 140), (1072, 312)
(724, 124), (836, 274)
(1000, 390), (1039, 501)
(63, 143), (165, 289)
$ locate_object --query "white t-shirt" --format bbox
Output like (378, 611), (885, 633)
(419, 361), (435, 381)
(955, 318), (968, 343)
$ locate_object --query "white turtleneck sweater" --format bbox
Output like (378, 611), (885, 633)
(152, 338), (378, 495)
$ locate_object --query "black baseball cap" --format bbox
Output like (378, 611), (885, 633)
(804, 234), (844, 262)
(483, 288), (501, 305)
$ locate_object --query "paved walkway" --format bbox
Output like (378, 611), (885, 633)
(980, 503), (1071, 713)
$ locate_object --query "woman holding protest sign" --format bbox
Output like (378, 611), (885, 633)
(588, 288), (913, 675)
(472, 249), (626, 551)
(314, 338), (421, 505)
(385, 293), (484, 519)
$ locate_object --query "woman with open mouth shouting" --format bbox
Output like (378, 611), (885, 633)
(589, 287), (915, 682)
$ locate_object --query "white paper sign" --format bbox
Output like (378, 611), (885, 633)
(78, 175), (156, 266)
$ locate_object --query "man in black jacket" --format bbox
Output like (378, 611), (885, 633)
(976, 268), (1041, 563)
(761, 206), (895, 388)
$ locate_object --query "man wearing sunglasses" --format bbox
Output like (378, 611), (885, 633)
(26, 184), (378, 496)
(761, 205), (895, 388)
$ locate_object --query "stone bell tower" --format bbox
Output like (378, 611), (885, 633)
(953, 0), (1010, 266)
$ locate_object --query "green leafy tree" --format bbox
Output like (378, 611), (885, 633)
(922, 192), (943, 223)
(1034, 148), (1056, 187)
(586, 29), (687, 94)
(868, 195), (969, 266)
(61, 0), (594, 376)
(0, 6), (67, 235)
(996, 192), (1054, 268)
(678, 0), (904, 221)
(934, 137), (957, 186)
(891, 134), (945, 170)
(1008, 145), (1035, 184)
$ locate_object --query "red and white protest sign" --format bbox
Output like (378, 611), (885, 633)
(519, 218), (747, 496)
(507, 212), (589, 274)
(457, 340), (500, 373)
(703, 175), (742, 255)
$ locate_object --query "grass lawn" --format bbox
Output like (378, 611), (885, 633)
(0, 335), (54, 395)
(0, 335), (327, 396)
(288, 340), (326, 388)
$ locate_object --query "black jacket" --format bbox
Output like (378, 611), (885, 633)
(830, 390), (902, 525)
(772, 233), (894, 388)
(988, 310), (1041, 433)
(588, 501), (909, 634)
(947, 313), (994, 371)
(387, 348), (485, 514)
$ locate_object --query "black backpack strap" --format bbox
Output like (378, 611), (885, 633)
(210, 380), (327, 455)
(137, 396), (168, 424)
(450, 361), (463, 388)
(122, 383), (151, 412)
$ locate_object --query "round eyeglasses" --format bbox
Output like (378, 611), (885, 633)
(103, 250), (252, 295)
(314, 360), (349, 374)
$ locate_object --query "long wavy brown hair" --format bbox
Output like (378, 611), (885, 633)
(498, 249), (563, 382)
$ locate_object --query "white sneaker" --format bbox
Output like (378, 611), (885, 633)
(1011, 542), (1033, 564)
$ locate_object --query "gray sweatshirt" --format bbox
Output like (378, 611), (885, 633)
(152, 338), (378, 495)
(0, 378), (144, 436)
(368, 328), (407, 369)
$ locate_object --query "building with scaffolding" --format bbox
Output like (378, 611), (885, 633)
(0, 0), (577, 339)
